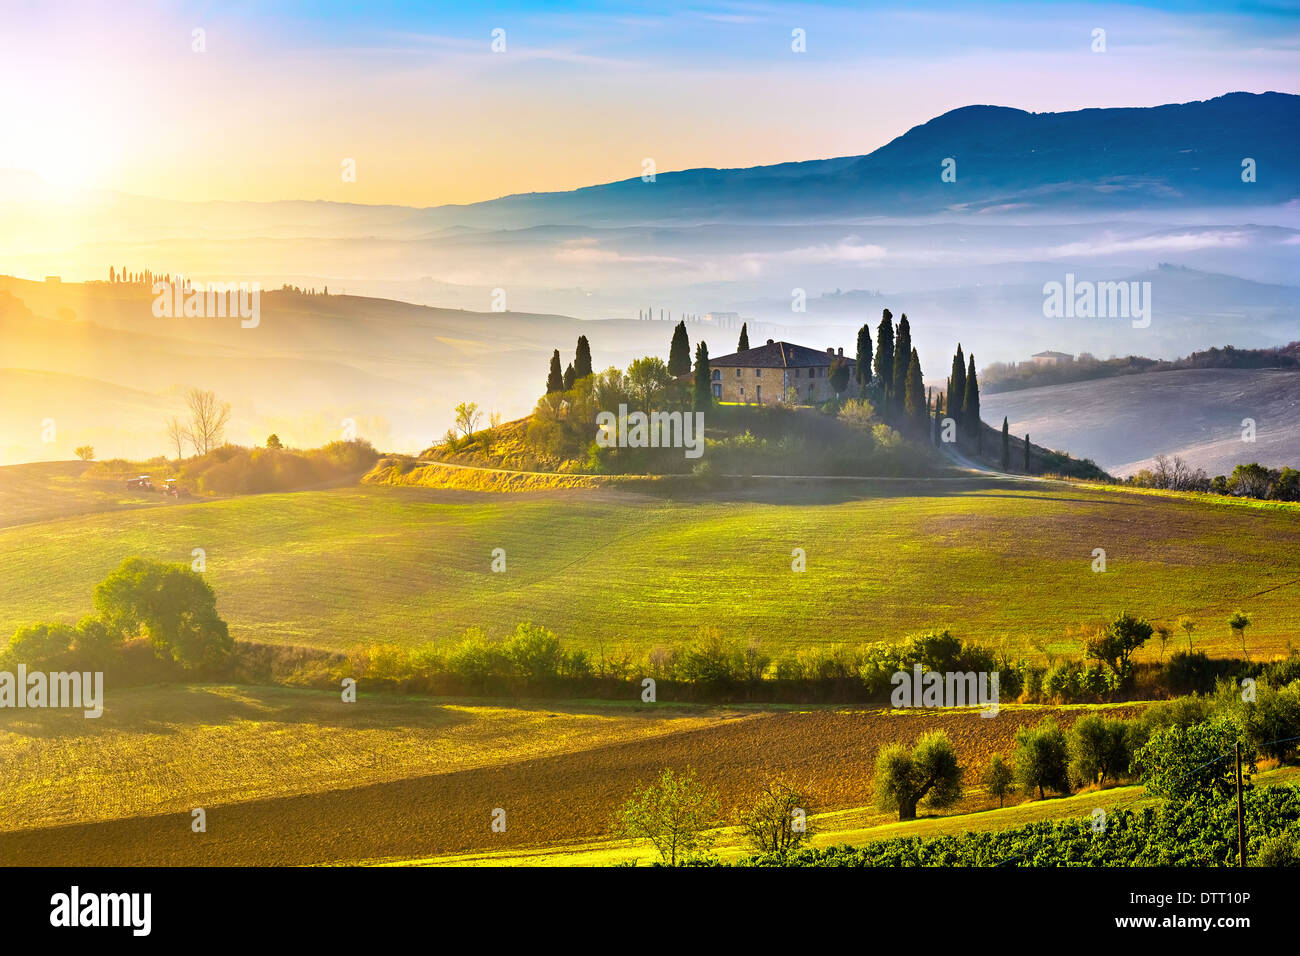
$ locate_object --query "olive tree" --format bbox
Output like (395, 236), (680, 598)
(1014, 717), (1072, 799)
(1085, 611), (1153, 683)
(1068, 714), (1137, 787)
(873, 730), (964, 821)
(983, 754), (1016, 808)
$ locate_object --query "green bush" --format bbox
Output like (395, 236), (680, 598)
(1018, 661), (1043, 698)
(1233, 680), (1300, 762)
(3, 621), (78, 667)
(504, 622), (564, 683)
(1139, 694), (1213, 734)
(1166, 651), (1231, 694)
(1042, 660), (1082, 701)
(93, 557), (232, 670)
(181, 440), (380, 495)
(1262, 653), (1300, 688)
(1254, 832), (1300, 867)
(1132, 714), (1254, 802)
(445, 628), (511, 689)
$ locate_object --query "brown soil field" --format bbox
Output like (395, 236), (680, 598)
(0, 705), (1139, 866)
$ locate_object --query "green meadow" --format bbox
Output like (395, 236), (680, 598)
(1, 474), (1298, 659)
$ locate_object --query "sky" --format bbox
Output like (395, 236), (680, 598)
(1, 0), (1297, 206)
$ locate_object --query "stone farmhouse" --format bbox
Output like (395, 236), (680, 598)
(1031, 350), (1074, 366)
(707, 339), (857, 405)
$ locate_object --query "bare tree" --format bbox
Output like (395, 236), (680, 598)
(165, 416), (189, 461)
(184, 389), (231, 455)
(1150, 454), (1210, 492)
(735, 779), (815, 855)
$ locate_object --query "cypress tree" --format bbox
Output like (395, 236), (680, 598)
(855, 323), (873, 396)
(693, 341), (712, 411)
(1001, 417), (1010, 470)
(574, 335), (592, 379)
(949, 345), (966, 429)
(904, 347), (925, 432)
(563, 362), (576, 391)
(668, 321), (691, 376)
(962, 354), (979, 438)
(874, 309), (895, 400)
(892, 314), (912, 416)
(1025, 434), (1031, 473)
(738, 323), (750, 351)
(933, 392), (944, 446)
(546, 350), (564, 393)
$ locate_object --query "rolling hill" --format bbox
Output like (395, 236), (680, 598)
(981, 367), (1300, 477)
(1, 471), (1297, 659)
(427, 92), (1300, 226)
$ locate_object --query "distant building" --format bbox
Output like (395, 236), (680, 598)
(707, 339), (856, 405)
(1031, 350), (1074, 366)
(704, 311), (742, 329)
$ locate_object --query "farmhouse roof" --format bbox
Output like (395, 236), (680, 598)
(709, 340), (855, 369)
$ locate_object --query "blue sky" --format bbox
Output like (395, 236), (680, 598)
(2, 0), (1295, 203)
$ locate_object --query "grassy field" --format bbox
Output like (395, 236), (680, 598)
(0, 460), (177, 528)
(1, 465), (1298, 659)
(0, 682), (1144, 865)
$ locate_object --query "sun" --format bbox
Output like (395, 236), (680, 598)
(27, 129), (112, 192)
(3, 100), (118, 195)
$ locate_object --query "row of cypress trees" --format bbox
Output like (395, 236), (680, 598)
(845, 309), (929, 435)
(945, 343), (981, 445)
(671, 320), (714, 410)
(545, 334), (593, 394)
(850, 310), (1034, 471)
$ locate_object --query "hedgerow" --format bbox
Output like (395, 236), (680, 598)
(697, 787), (1300, 867)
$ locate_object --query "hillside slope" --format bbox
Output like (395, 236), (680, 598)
(981, 367), (1300, 477)
(2, 480), (1297, 656)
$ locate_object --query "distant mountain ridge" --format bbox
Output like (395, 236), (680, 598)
(2, 92), (1295, 238)
(442, 92), (1300, 226)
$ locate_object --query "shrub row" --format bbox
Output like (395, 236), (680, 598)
(704, 785), (1300, 866)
